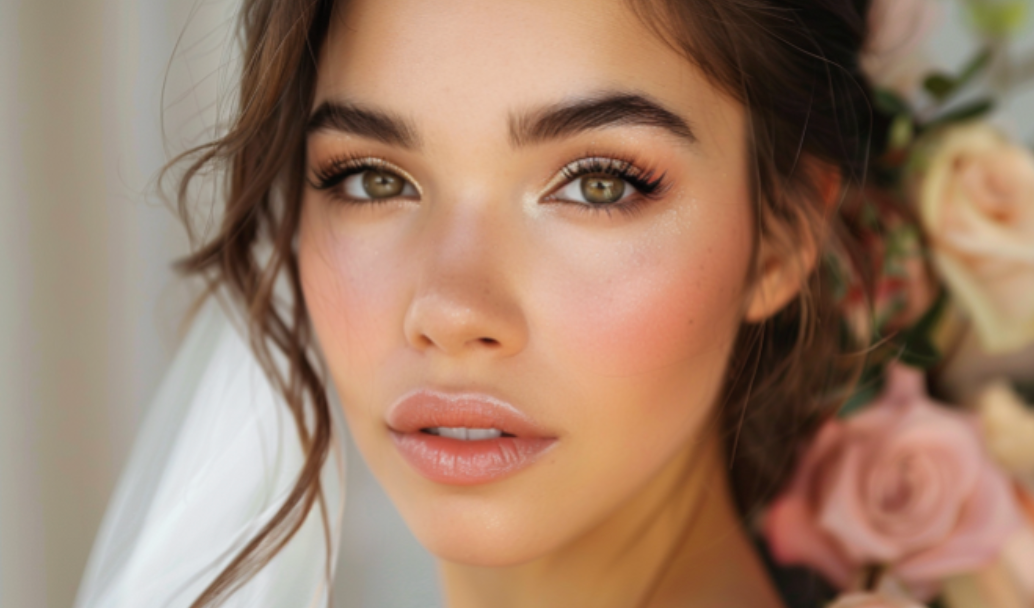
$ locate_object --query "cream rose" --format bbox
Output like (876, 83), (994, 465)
(916, 123), (1034, 354)
(977, 380), (1034, 480)
(764, 364), (1022, 598)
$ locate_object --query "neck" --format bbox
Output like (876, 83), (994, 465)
(438, 429), (785, 608)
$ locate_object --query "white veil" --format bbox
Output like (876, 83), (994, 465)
(74, 297), (347, 608)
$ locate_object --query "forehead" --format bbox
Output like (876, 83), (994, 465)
(314, 0), (734, 144)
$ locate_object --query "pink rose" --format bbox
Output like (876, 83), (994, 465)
(827, 592), (925, 608)
(764, 364), (1022, 598)
(861, 0), (940, 96)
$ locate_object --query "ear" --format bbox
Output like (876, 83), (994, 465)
(743, 165), (840, 323)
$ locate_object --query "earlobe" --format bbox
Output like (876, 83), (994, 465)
(744, 165), (840, 323)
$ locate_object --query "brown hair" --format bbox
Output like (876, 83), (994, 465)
(167, 0), (881, 604)
(625, 0), (884, 513)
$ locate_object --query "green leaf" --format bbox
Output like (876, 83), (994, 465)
(924, 98), (996, 131)
(874, 89), (911, 116)
(922, 49), (992, 104)
(1014, 380), (1034, 406)
(899, 334), (942, 369)
(838, 361), (890, 418)
(823, 255), (850, 302)
(910, 289), (949, 340)
(896, 290), (949, 370)
(922, 48), (992, 103)
(839, 382), (881, 418)
(923, 73), (957, 102)
(957, 47), (994, 86)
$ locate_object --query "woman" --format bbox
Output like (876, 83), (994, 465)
(79, 0), (901, 606)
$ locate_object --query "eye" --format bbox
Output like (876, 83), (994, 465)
(544, 157), (667, 213)
(342, 169), (419, 200)
(553, 174), (634, 206)
(310, 156), (420, 202)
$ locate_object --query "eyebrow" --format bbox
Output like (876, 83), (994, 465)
(508, 93), (697, 147)
(306, 92), (696, 150)
(306, 101), (420, 149)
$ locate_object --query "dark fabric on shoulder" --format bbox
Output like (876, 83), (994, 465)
(755, 537), (837, 608)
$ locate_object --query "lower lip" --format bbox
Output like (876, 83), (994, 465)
(391, 432), (556, 485)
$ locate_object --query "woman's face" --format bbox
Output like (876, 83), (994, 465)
(300, 0), (755, 566)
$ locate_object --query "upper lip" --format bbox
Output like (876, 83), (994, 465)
(387, 389), (553, 438)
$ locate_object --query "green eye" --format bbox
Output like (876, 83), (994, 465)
(337, 167), (418, 200)
(361, 170), (406, 198)
(311, 156), (421, 203)
(580, 175), (626, 205)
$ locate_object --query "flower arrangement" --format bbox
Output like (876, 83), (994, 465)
(760, 1), (1034, 606)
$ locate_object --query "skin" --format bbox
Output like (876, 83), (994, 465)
(298, 0), (809, 605)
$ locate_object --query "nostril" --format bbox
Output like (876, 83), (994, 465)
(478, 337), (500, 347)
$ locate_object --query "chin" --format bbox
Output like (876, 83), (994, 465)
(391, 489), (571, 567)
(413, 521), (554, 567)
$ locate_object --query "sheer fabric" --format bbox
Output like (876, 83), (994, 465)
(75, 300), (346, 608)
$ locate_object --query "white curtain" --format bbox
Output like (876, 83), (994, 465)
(0, 0), (233, 606)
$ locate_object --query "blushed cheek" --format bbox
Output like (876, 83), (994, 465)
(537, 223), (752, 380)
(299, 207), (404, 385)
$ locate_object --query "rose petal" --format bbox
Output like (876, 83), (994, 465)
(943, 200), (1034, 261)
(765, 493), (856, 588)
(764, 421), (857, 587)
(1001, 520), (1034, 601)
(821, 444), (907, 563)
(861, 0), (940, 95)
(858, 402), (985, 552)
(932, 252), (1034, 353)
(863, 447), (954, 551)
(763, 363), (1022, 596)
(880, 366), (929, 408)
(917, 124), (1034, 354)
(979, 381), (1034, 475)
(896, 459), (1022, 584)
(891, 398), (983, 497)
(819, 367), (979, 564)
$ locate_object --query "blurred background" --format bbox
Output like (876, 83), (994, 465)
(0, 1), (1031, 607)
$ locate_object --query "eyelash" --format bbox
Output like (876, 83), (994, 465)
(545, 156), (668, 217)
(310, 155), (412, 196)
(309, 153), (670, 215)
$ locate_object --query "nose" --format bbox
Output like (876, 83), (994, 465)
(402, 204), (527, 359)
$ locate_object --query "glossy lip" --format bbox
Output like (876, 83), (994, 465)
(387, 389), (558, 485)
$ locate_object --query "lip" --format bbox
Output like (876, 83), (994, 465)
(387, 389), (557, 485)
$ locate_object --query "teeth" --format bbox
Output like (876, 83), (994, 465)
(425, 427), (503, 440)
(439, 427), (467, 440)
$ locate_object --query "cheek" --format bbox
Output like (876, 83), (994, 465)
(299, 202), (408, 384)
(524, 203), (753, 517)
(534, 205), (753, 379)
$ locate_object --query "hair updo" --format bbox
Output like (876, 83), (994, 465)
(169, 0), (881, 604)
